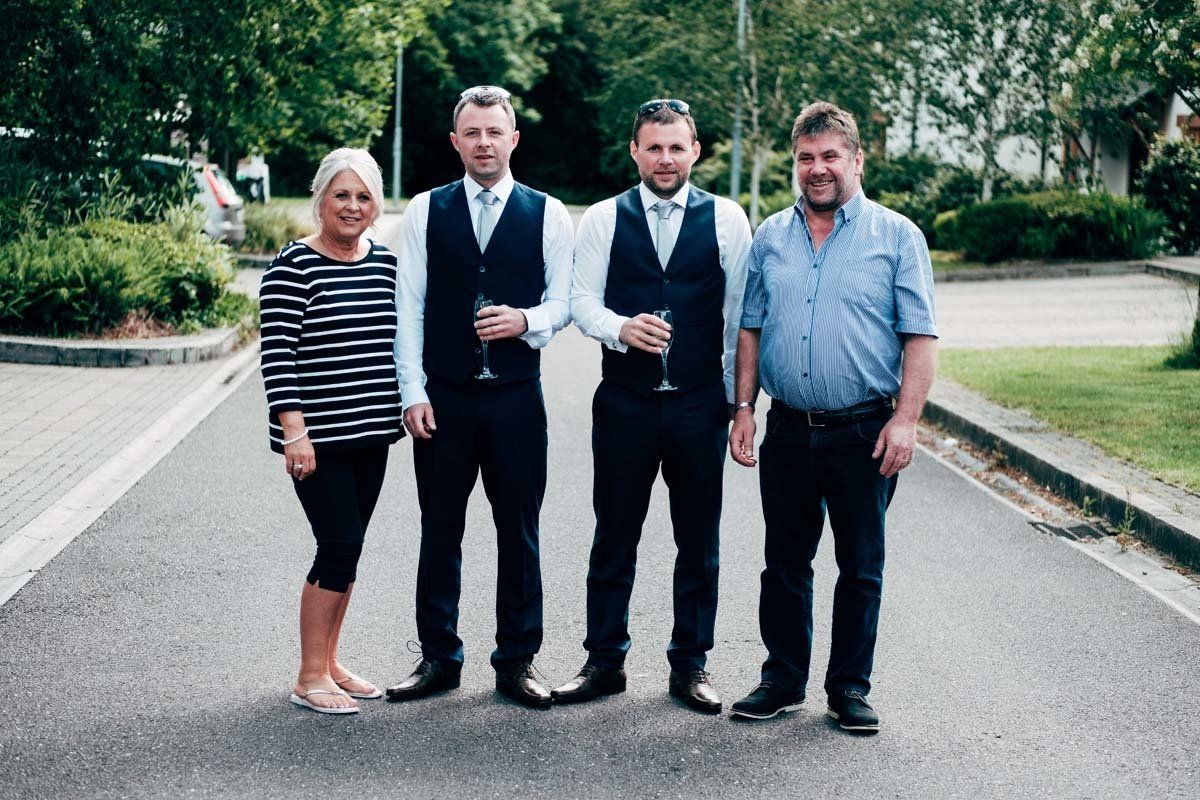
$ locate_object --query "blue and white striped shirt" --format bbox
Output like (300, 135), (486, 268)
(740, 191), (937, 411)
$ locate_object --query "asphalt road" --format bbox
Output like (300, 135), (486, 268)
(1, 327), (1198, 799)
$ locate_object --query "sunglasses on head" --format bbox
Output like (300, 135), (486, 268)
(637, 98), (691, 117)
(460, 85), (512, 100)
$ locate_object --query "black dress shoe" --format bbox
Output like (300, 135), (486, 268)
(385, 659), (461, 702)
(551, 664), (627, 704)
(730, 681), (806, 720)
(826, 689), (880, 733)
(495, 659), (552, 708)
(668, 669), (722, 713)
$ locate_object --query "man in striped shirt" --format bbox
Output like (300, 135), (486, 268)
(727, 102), (938, 732)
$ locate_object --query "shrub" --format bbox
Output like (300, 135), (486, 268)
(933, 210), (960, 250)
(949, 192), (1165, 263)
(0, 208), (241, 337)
(241, 203), (312, 254)
(1138, 136), (1200, 255)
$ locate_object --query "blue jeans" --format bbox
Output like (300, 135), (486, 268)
(757, 406), (897, 697)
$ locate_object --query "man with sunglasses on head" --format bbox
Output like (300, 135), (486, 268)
(555, 98), (751, 713)
(389, 85), (573, 708)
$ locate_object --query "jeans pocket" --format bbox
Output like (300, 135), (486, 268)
(854, 417), (888, 444)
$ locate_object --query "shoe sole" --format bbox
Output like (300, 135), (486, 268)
(384, 674), (462, 702)
(826, 708), (880, 732)
(668, 685), (722, 714)
(729, 701), (805, 720)
(551, 683), (626, 704)
(289, 694), (359, 715)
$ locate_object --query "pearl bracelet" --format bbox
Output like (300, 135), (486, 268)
(281, 428), (309, 446)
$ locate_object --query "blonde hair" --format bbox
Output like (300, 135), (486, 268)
(309, 148), (385, 229)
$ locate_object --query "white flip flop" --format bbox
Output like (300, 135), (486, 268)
(289, 688), (359, 714)
(336, 674), (384, 700)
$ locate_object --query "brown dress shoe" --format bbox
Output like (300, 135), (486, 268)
(385, 659), (461, 702)
(495, 659), (552, 708)
(551, 664), (627, 704)
(669, 669), (722, 713)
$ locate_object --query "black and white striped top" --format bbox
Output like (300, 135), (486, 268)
(259, 239), (404, 454)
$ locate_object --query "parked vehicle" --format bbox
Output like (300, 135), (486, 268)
(142, 155), (246, 247)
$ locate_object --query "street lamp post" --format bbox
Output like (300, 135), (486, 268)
(392, 42), (404, 204)
(729, 0), (747, 201)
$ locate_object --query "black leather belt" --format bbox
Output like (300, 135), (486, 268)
(771, 398), (894, 428)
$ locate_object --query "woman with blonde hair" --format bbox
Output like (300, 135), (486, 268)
(259, 148), (403, 714)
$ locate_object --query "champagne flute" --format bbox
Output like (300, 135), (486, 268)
(474, 294), (498, 380)
(652, 308), (677, 391)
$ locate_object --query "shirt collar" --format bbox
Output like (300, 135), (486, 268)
(463, 172), (515, 204)
(639, 181), (689, 213)
(794, 188), (867, 225)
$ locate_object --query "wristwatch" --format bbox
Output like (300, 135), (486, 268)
(734, 401), (755, 413)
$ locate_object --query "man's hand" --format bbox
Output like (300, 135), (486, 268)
(619, 313), (671, 354)
(475, 305), (528, 341)
(872, 416), (916, 477)
(729, 410), (758, 467)
(404, 403), (437, 439)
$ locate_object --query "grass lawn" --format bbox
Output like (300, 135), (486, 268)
(930, 250), (986, 272)
(939, 346), (1200, 492)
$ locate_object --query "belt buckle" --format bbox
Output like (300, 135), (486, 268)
(805, 410), (826, 427)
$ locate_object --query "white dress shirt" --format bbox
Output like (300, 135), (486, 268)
(570, 182), (752, 402)
(394, 172), (575, 410)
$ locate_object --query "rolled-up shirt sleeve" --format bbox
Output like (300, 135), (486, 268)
(394, 192), (430, 411)
(893, 221), (938, 337)
(520, 196), (574, 348)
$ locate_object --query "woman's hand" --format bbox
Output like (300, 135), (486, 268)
(279, 411), (316, 480)
(284, 438), (317, 481)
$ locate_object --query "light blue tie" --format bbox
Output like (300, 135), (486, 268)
(477, 189), (499, 251)
(652, 200), (677, 268)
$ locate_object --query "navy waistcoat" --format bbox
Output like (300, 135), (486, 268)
(602, 186), (724, 394)
(424, 180), (547, 385)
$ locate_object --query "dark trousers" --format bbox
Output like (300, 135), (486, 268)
(757, 407), (897, 697)
(584, 379), (727, 672)
(412, 376), (547, 670)
(292, 446), (390, 593)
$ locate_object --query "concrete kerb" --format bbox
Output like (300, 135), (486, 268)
(937, 258), (1200, 285)
(0, 317), (256, 367)
(924, 383), (1200, 572)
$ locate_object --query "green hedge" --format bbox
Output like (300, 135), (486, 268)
(1139, 136), (1200, 255)
(936, 192), (1165, 263)
(0, 213), (246, 337)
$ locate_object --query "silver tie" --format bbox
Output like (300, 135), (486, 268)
(477, 189), (500, 251)
(652, 200), (677, 268)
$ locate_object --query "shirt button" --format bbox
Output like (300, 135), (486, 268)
(479, 266), (486, 273)
(806, 299), (812, 304)
(802, 372), (809, 377)
(664, 278), (670, 284)
(475, 347), (482, 354)
(802, 336), (808, 341)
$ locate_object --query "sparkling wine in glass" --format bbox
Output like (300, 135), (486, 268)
(652, 308), (677, 391)
(474, 294), (498, 380)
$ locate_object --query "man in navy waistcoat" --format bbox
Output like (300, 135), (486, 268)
(389, 86), (574, 708)
(554, 99), (751, 713)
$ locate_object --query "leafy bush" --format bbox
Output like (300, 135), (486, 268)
(866, 156), (979, 247)
(1138, 136), (1200, 255)
(241, 203), (312, 254)
(0, 207), (242, 337)
(947, 192), (1165, 263)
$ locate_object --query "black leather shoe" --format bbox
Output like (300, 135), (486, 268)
(730, 681), (806, 720)
(495, 659), (552, 708)
(668, 669), (722, 713)
(826, 689), (880, 732)
(551, 664), (627, 704)
(385, 659), (461, 702)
